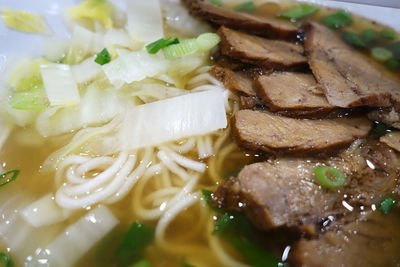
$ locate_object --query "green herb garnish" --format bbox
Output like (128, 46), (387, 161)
(0, 170), (19, 187)
(234, 1), (256, 13)
(146, 37), (179, 54)
(223, 168), (241, 179)
(322, 10), (352, 29)
(372, 121), (391, 137)
(389, 42), (400, 59)
(360, 29), (377, 43)
(379, 196), (396, 215)
(227, 235), (280, 267)
(342, 32), (366, 49)
(280, 4), (319, 20)
(380, 29), (396, 40)
(371, 47), (393, 62)
(94, 48), (111, 65)
(209, 0), (222, 7)
(131, 258), (152, 267)
(0, 252), (13, 267)
(314, 166), (346, 188)
(386, 58), (400, 71)
(116, 222), (154, 266)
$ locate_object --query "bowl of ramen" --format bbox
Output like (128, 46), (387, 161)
(0, 0), (400, 266)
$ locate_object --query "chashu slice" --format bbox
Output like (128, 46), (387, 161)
(303, 22), (400, 108)
(218, 26), (307, 70)
(255, 72), (335, 116)
(232, 110), (371, 155)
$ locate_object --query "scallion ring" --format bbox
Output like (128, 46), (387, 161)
(0, 170), (19, 187)
(314, 166), (345, 188)
(379, 196), (396, 215)
(0, 252), (13, 267)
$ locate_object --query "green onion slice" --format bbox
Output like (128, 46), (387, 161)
(0, 252), (13, 267)
(280, 4), (319, 20)
(209, 0), (222, 7)
(227, 235), (280, 267)
(386, 58), (400, 71)
(0, 170), (19, 187)
(360, 29), (377, 43)
(380, 29), (396, 40)
(146, 37), (179, 54)
(131, 258), (152, 267)
(379, 196), (396, 215)
(389, 42), (400, 59)
(116, 222), (154, 265)
(162, 33), (220, 59)
(342, 32), (365, 49)
(371, 47), (393, 62)
(314, 166), (345, 188)
(94, 48), (111, 65)
(322, 10), (352, 29)
(234, 1), (256, 13)
(372, 121), (391, 137)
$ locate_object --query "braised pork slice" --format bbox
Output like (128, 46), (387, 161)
(255, 72), (334, 115)
(303, 22), (400, 108)
(214, 159), (342, 229)
(292, 210), (400, 267)
(211, 66), (256, 96)
(185, 0), (298, 40)
(218, 27), (307, 70)
(214, 141), (399, 231)
(232, 110), (370, 155)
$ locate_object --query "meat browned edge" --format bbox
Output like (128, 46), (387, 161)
(184, 0), (298, 40)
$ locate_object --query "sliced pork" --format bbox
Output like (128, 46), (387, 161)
(232, 110), (371, 155)
(218, 27), (307, 70)
(303, 22), (400, 108)
(255, 72), (335, 116)
(292, 209), (400, 267)
(214, 141), (399, 231)
(185, 0), (298, 40)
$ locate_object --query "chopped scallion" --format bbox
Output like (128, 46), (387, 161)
(116, 222), (154, 266)
(0, 170), (19, 187)
(314, 166), (345, 188)
(360, 29), (377, 43)
(162, 33), (220, 59)
(234, 1), (256, 13)
(371, 121), (391, 137)
(322, 10), (352, 29)
(371, 47), (393, 62)
(227, 235), (280, 267)
(386, 58), (400, 71)
(389, 42), (400, 59)
(379, 196), (396, 215)
(223, 168), (241, 179)
(146, 37), (179, 54)
(380, 29), (396, 40)
(131, 258), (152, 267)
(342, 32), (365, 49)
(209, 0), (222, 7)
(201, 189), (213, 207)
(94, 48), (111, 65)
(280, 4), (319, 20)
(0, 252), (13, 267)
